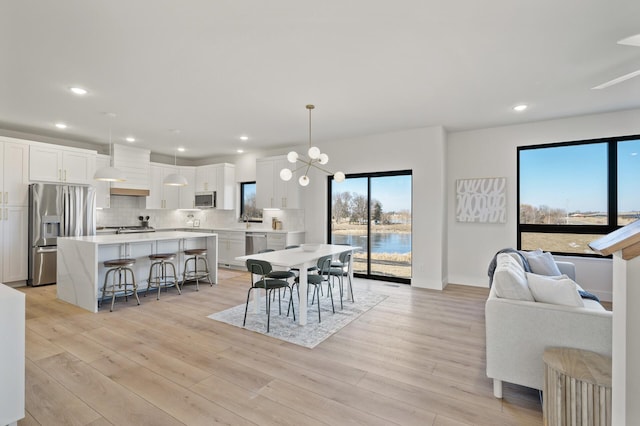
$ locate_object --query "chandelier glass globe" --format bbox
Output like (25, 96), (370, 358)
(280, 168), (293, 181)
(299, 175), (310, 186)
(287, 151), (298, 163)
(308, 146), (321, 159)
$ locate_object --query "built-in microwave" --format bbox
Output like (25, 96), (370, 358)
(194, 191), (216, 208)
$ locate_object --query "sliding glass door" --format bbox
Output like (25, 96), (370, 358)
(328, 170), (412, 284)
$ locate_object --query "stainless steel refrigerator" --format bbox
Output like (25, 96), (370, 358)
(28, 183), (96, 286)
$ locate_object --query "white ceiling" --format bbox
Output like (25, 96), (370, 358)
(2, 1), (640, 160)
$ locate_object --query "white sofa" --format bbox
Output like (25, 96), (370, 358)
(485, 253), (612, 398)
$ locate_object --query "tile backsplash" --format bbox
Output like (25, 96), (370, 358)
(96, 195), (304, 230)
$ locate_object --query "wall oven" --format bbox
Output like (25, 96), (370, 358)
(194, 191), (216, 208)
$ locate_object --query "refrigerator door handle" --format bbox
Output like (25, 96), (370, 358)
(36, 247), (58, 253)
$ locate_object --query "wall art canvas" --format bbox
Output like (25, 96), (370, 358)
(456, 177), (506, 223)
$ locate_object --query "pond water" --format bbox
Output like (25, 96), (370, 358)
(331, 232), (412, 254)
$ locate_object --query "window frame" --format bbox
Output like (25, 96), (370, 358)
(327, 169), (413, 284)
(517, 134), (640, 256)
(239, 181), (262, 222)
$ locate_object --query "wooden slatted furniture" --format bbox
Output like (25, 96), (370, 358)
(543, 347), (611, 426)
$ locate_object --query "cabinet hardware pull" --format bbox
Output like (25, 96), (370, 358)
(4, 192), (7, 204)
(64, 169), (67, 181)
(59, 169), (62, 180)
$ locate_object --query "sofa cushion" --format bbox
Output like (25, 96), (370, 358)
(524, 250), (562, 276)
(493, 254), (534, 301)
(526, 272), (584, 307)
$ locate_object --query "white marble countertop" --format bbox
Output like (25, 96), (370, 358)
(58, 231), (217, 245)
(161, 227), (305, 234)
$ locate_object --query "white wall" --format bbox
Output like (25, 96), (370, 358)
(301, 126), (448, 290)
(447, 108), (640, 300)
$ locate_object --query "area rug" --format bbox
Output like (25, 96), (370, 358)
(207, 287), (387, 348)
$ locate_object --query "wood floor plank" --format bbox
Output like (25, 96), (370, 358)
(24, 358), (102, 426)
(89, 352), (254, 426)
(36, 352), (184, 426)
(19, 272), (542, 425)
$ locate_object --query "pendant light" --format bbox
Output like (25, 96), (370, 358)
(94, 113), (126, 182)
(163, 145), (188, 186)
(279, 104), (345, 186)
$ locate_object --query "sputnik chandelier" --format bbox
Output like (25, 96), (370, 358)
(279, 104), (345, 187)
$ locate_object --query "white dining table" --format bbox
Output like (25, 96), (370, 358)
(236, 244), (359, 325)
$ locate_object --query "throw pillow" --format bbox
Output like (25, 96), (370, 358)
(524, 250), (562, 276)
(493, 254), (534, 301)
(526, 272), (584, 307)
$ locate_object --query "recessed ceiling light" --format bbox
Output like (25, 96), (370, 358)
(55, 122), (67, 129)
(70, 87), (88, 95)
(240, 135), (249, 141)
(177, 147), (185, 152)
(125, 136), (135, 142)
(237, 149), (244, 154)
(513, 104), (528, 112)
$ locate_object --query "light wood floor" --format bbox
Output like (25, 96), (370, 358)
(18, 270), (543, 426)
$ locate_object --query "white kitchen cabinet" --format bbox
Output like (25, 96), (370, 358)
(29, 144), (96, 184)
(217, 230), (245, 267)
(148, 163), (180, 209)
(195, 164), (217, 192)
(0, 284), (25, 426)
(1, 205), (28, 283)
(0, 138), (30, 206)
(0, 138), (29, 284)
(266, 231), (305, 251)
(195, 163), (235, 209)
(267, 232), (287, 251)
(216, 163), (235, 210)
(256, 155), (300, 209)
(94, 154), (111, 209)
(179, 166), (196, 209)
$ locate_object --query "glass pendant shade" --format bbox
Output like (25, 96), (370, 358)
(280, 168), (293, 181)
(287, 151), (298, 163)
(308, 146), (321, 159)
(299, 175), (310, 186)
(333, 171), (346, 182)
(318, 153), (329, 165)
(163, 173), (188, 186)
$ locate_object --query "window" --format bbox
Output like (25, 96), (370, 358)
(518, 135), (640, 255)
(328, 170), (412, 283)
(240, 182), (262, 221)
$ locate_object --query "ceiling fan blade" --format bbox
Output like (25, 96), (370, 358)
(618, 34), (640, 47)
(592, 69), (640, 90)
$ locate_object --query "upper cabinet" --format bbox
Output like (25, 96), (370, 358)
(195, 163), (235, 210)
(0, 138), (29, 206)
(94, 154), (111, 209)
(256, 155), (300, 209)
(147, 163), (180, 209)
(29, 144), (96, 185)
(111, 144), (150, 191)
(179, 166), (196, 209)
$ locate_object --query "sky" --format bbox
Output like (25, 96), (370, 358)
(520, 139), (640, 213)
(332, 174), (412, 212)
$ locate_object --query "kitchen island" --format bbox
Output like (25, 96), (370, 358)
(57, 231), (218, 312)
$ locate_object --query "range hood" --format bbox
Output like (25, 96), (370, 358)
(110, 188), (150, 196)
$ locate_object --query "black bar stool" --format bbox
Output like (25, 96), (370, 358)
(100, 258), (140, 312)
(180, 248), (212, 291)
(146, 253), (180, 300)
